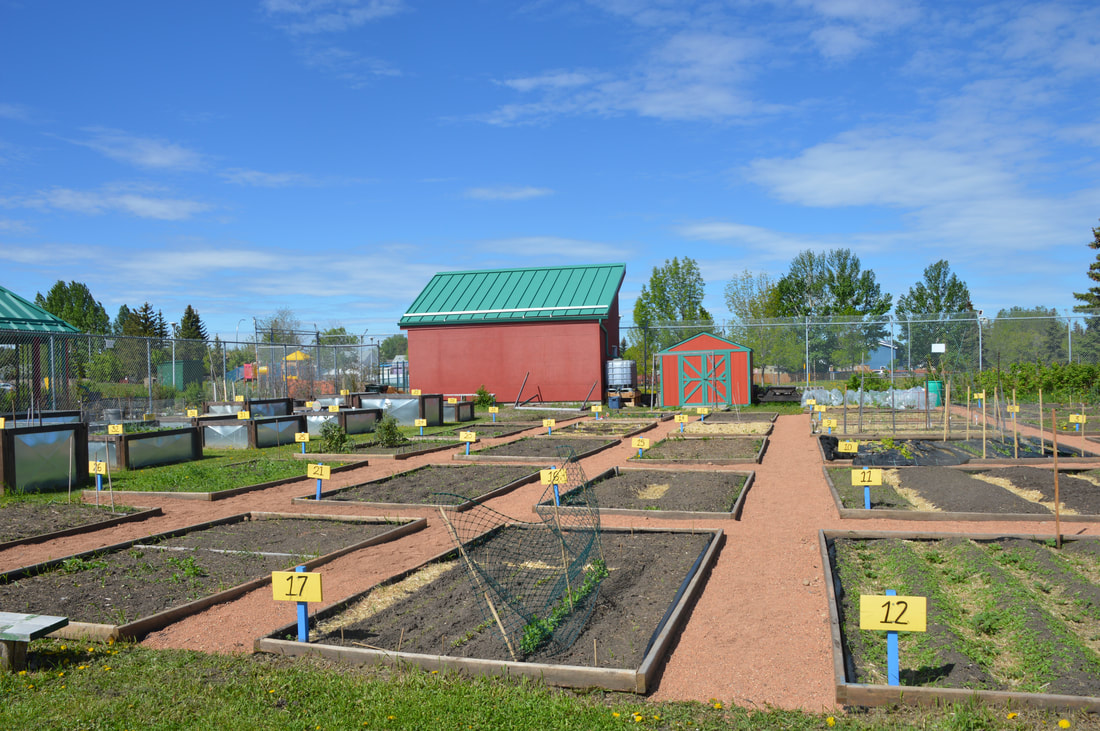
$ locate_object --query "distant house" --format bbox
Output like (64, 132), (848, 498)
(399, 264), (625, 402)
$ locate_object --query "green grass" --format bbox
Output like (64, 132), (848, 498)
(3, 639), (1094, 730)
(96, 451), (353, 493)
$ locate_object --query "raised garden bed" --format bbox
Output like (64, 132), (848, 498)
(0, 502), (161, 551)
(536, 466), (753, 520)
(89, 426), (202, 470)
(82, 455), (362, 501)
(295, 464), (539, 511)
(0, 512), (425, 641)
(683, 420), (773, 436)
(414, 424), (528, 440)
(818, 435), (1092, 467)
(822, 529), (1100, 711)
(255, 526), (722, 693)
(1, 422), (89, 494)
(701, 411), (778, 423)
(457, 436), (618, 463)
(352, 440), (461, 460)
(629, 436), (766, 465)
(824, 465), (1100, 522)
(557, 420), (656, 438)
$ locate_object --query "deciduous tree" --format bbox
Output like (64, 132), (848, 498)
(34, 280), (110, 333)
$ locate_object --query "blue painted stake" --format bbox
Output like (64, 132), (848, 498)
(864, 467), (871, 509)
(886, 589), (899, 686)
(1076, 423), (1081, 433)
(296, 565), (309, 642)
(96, 473), (102, 492)
(492, 413), (496, 423)
(827, 425), (832, 435)
(548, 426), (552, 436)
(638, 447), (644, 458)
(679, 422), (684, 434)
(553, 483), (560, 506)
(315, 463), (323, 501)
(301, 442), (306, 455)
(465, 441), (470, 456)
(419, 425), (424, 436)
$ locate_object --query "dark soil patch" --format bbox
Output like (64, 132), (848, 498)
(826, 467), (913, 510)
(559, 420), (651, 436)
(704, 411), (777, 423)
(0, 517), (399, 625)
(473, 437), (616, 459)
(562, 469), (746, 512)
(314, 529), (712, 669)
(427, 425), (526, 439)
(983, 467), (1100, 515)
(0, 502), (139, 544)
(356, 440), (459, 456)
(832, 436), (1085, 467)
(897, 467), (1051, 514)
(634, 437), (762, 463)
(489, 409), (584, 424)
(324, 465), (538, 505)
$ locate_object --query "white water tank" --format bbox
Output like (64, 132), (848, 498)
(606, 359), (637, 389)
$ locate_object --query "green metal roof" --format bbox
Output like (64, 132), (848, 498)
(0, 285), (80, 333)
(399, 264), (626, 327)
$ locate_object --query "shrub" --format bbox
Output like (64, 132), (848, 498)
(374, 414), (408, 448)
(475, 384), (495, 408)
(318, 421), (352, 453)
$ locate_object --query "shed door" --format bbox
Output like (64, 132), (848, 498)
(678, 353), (732, 406)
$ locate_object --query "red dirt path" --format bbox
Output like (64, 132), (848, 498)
(5, 413), (1100, 712)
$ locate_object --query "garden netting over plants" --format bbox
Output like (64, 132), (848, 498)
(802, 387), (936, 409)
(434, 445), (604, 660)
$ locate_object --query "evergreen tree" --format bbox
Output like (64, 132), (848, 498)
(178, 305), (208, 341)
(1073, 218), (1100, 309)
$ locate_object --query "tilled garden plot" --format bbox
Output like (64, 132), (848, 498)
(825, 466), (1100, 520)
(354, 440), (460, 459)
(462, 436), (617, 462)
(0, 502), (155, 548)
(557, 420), (655, 437)
(301, 464), (539, 508)
(0, 514), (422, 638)
(258, 527), (720, 693)
(631, 436), (765, 464)
(819, 435), (1089, 467)
(825, 533), (1100, 708)
(538, 467), (751, 519)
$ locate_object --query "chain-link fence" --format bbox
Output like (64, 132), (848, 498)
(0, 329), (404, 422)
(621, 309), (1100, 404)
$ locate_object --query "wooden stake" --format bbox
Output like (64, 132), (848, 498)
(1052, 409), (1062, 549)
(1039, 388), (1045, 453)
(842, 385), (848, 435)
(966, 386), (971, 440)
(594, 637), (598, 667)
(437, 508), (517, 661)
(981, 393), (987, 459)
(943, 379), (950, 441)
(1012, 388), (1018, 460)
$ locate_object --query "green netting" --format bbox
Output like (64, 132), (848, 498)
(434, 445), (604, 660)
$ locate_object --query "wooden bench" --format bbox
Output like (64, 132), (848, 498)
(0, 612), (69, 672)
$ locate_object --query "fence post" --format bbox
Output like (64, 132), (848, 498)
(146, 339), (152, 414)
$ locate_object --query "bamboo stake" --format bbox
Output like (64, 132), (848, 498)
(1053, 410), (1062, 549)
(994, 386), (1004, 445)
(1039, 388), (1045, 454)
(966, 386), (971, 440)
(437, 508), (517, 661)
(981, 393), (987, 459)
(943, 379), (950, 441)
(842, 385), (848, 435)
(1012, 388), (1018, 460)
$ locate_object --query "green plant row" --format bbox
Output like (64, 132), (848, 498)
(519, 559), (609, 655)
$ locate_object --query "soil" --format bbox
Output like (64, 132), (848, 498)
(822, 435), (1082, 467)
(559, 420), (652, 436)
(832, 536), (1100, 696)
(487, 408), (584, 423)
(0, 517), (400, 625)
(313, 529), (712, 669)
(634, 436), (762, 462)
(428, 425), (527, 439)
(356, 440), (459, 456)
(323, 465), (538, 505)
(472, 436), (616, 459)
(895, 467), (1052, 514)
(984, 466), (1100, 515)
(704, 411), (778, 423)
(0, 502), (140, 544)
(559, 469), (747, 513)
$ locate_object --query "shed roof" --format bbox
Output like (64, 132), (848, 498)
(0, 285), (80, 334)
(657, 332), (751, 355)
(399, 263), (625, 327)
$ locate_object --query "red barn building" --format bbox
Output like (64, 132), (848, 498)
(399, 264), (625, 402)
(657, 332), (753, 408)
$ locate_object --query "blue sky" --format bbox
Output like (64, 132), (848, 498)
(1, 0), (1098, 341)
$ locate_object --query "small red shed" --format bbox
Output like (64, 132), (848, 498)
(657, 333), (753, 408)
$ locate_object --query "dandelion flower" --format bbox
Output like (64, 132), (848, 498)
(102, 666), (111, 671)
(827, 717), (836, 727)
(17, 670), (26, 676)
(1007, 713), (1018, 720)
(713, 702), (723, 710)
(1059, 721), (1071, 729)
(269, 690), (276, 694)
(612, 712), (620, 718)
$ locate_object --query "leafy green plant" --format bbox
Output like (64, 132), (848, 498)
(318, 421), (351, 453)
(60, 556), (109, 573)
(474, 385), (495, 408)
(373, 415), (408, 448)
(518, 560), (609, 656)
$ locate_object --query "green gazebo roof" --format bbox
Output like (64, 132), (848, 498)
(0, 285), (80, 333)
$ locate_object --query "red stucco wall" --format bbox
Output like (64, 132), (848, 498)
(404, 320), (610, 402)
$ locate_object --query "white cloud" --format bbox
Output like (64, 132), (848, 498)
(220, 169), (318, 187)
(810, 25), (871, 59)
(71, 128), (206, 171)
(0, 219), (32, 233)
(297, 45), (401, 87)
(0, 103), (31, 121)
(497, 72), (597, 93)
(262, 0), (405, 34)
(1, 186), (211, 221)
(464, 186), (554, 201)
